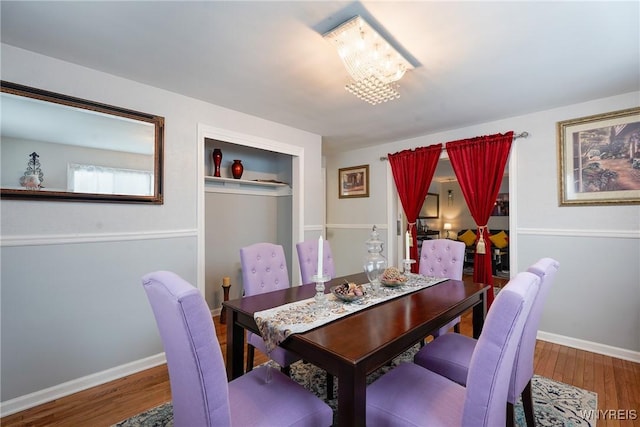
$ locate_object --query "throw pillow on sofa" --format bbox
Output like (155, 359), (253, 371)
(489, 230), (509, 249)
(458, 229), (476, 247)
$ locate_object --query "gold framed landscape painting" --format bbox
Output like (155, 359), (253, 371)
(557, 107), (640, 206)
(339, 164), (369, 198)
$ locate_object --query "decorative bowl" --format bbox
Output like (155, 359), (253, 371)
(380, 267), (407, 287)
(331, 284), (365, 302)
(380, 278), (406, 287)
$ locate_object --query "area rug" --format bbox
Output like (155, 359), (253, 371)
(114, 345), (597, 427)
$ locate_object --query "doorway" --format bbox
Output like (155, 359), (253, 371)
(388, 149), (516, 276)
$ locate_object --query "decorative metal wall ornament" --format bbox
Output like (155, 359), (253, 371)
(19, 152), (44, 190)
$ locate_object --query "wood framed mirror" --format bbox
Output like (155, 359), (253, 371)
(0, 81), (164, 204)
(419, 192), (439, 218)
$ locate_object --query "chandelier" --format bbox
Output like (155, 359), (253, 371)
(323, 16), (413, 105)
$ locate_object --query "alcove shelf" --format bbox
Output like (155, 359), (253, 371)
(204, 175), (291, 196)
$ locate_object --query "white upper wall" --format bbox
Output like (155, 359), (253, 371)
(328, 91), (639, 232)
(1, 44), (325, 236)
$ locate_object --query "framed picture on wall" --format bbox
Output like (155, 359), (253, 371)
(419, 193), (439, 218)
(557, 107), (640, 206)
(339, 164), (369, 198)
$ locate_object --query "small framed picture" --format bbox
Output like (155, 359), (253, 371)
(339, 164), (369, 198)
(557, 107), (640, 206)
(419, 192), (439, 218)
(491, 193), (509, 216)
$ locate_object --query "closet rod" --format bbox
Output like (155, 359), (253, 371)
(379, 131), (529, 161)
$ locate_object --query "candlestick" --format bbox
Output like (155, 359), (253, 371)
(312, 274), (330, 313)
(405, 231), (411, 260)
(220, 276), (231, 324)
(317, 236), (324, 276)
(402, 258), (416, 275)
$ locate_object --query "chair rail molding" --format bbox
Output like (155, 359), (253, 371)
(326, 223), (388, 230)
(518, 227), (640, 239)
(0, 229), (197, 247)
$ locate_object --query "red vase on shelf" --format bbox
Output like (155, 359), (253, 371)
(211, 149), (222, 177)
(231, 160), (244, 179)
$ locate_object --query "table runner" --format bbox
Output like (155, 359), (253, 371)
(254, 274), (448, 353)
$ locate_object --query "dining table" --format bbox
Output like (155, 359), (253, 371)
(223, 271), (488, 427)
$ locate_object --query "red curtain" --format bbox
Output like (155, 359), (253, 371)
(388, 144), (442, 272)
(446, 131), (513, 308)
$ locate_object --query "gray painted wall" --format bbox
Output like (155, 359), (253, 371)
(205, 192), (292, 306)
(518, 233), (639, 351)
(1, 237), (196, 400)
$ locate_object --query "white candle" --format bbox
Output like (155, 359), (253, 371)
(317, 236), (324, 276)
(405, 231), (410, 260)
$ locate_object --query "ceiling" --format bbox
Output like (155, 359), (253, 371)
(1, 1), (638, 155)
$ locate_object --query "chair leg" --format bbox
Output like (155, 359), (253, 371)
(506, 401), (515, 427)
(522, 380), (535, 427)
(246, 344), (255, 373)
(326, 373), (334, 399)
(453, 323), (461, 333)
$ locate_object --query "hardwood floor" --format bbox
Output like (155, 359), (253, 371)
(3, 287), (639, 426)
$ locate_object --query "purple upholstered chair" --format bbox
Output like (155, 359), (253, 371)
(419, 239), (466, 337)
(414, 257), (559, 427)
(366, 271), (540, 427)
(240, 242), (300, 374)
(142, 271), (333, 427)
(296, 238), (335, 284)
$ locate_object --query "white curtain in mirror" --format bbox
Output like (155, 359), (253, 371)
(68, 163), (153, 196)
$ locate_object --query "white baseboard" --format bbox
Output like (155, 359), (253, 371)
(0, 352), (166, 418)
(537, 331), (640, 363)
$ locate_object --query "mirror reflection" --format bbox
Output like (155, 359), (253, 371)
(419, 192), (439, 218)
(0, 81), (164, 203)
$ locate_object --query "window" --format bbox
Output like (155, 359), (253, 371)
(68, 163), (153, 196)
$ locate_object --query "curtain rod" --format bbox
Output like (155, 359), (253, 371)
(379, 131), (529, 161)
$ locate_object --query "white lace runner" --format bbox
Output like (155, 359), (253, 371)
(254, 274), (448, 353)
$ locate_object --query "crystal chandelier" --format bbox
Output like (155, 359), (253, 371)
(323, 16), (413, 105)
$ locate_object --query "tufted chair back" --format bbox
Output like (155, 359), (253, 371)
(240, 242), (298, 374)
(240, 242), (290, 296)
(419, 239), (465, 280)
(419, 239), (466, 337)
(296, 239), (336, 284)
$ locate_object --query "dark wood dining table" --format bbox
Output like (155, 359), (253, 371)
(223, 272), (488, 427)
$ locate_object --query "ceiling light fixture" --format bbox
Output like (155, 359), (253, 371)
(323, 16), (413, 105)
